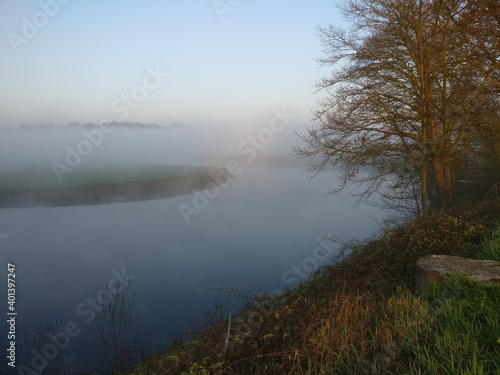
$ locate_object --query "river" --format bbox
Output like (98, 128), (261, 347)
(0, 165), (384, 372)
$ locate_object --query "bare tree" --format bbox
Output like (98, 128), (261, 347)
(295, 0), (499, 215)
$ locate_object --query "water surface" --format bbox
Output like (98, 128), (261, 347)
(0, 166), (384, 370)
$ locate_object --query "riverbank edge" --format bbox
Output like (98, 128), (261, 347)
(0, 166), (225, 209)
(131, 199), (500, 374)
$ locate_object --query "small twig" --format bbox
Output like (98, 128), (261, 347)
(221, 310), (232, 357)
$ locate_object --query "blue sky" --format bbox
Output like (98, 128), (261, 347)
(0, 0), (344, 130)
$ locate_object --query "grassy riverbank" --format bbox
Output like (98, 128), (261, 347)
(0, 163), (224, 208)
(131, 199), (500, 374)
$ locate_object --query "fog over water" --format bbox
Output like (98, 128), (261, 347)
(0, 122), (302, 172)
(0, 1), (358, 372)
(0, 125), (385, 370)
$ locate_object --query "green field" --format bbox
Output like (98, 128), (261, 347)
(0, 163), (224, 208)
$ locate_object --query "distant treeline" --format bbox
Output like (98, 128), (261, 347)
(0, 121), (186, 131)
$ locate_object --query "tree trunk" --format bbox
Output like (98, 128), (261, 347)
(431, 159), (455, 209)
(420, 163), (428, 216)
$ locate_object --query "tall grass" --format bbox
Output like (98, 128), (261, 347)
(408, 273), (500, 374)
(477, 226), (500, 261)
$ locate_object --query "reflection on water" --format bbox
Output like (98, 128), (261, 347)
(0, 167), (384, 368)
